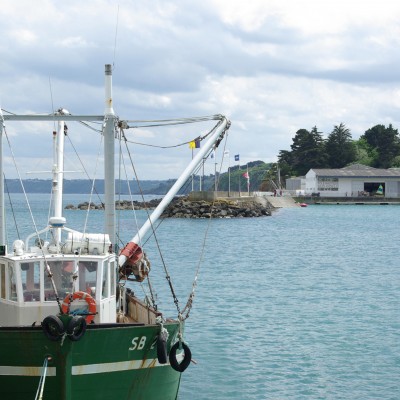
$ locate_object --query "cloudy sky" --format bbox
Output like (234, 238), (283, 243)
(1, 0), (400, 180)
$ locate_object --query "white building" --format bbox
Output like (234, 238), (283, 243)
(305, 164), (400, 197)
(286, 176), (306, 194)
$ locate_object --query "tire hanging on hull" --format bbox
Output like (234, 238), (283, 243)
(157, 331), (168, 364)
(66, 316), (87, 341)
(42, 315), (65, 341)
(169, 341), (192, 372)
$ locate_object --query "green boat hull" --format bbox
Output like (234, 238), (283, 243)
(0, 322), (182, 400)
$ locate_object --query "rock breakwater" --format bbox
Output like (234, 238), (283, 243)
(65, 198), (161, 210)
(65, 196), (272, 218)
(162, 198), (272, 218)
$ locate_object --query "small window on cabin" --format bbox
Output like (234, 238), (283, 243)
(8, 264), (17, 301)
(44, 261), (74, 301)
(102, 262), (109, 299)
(21, 262), (40, 302)
(0, 263), (5, 299)
(78, 261), (97, 297)
(110, 260), (115, 297)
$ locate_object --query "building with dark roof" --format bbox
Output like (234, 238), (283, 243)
(305, 164), (400, 197)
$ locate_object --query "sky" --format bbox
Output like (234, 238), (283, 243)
(2, 0), (400, 180)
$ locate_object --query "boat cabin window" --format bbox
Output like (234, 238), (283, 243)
(0, 263), (17, 301)
(21, 261), (40, 302)
(102, 261), (109, 299)
(44, 260), (75, 301)
(78, 261), (98, 296)
(0, 263), (5, 299)
(110, 260), (115, 296)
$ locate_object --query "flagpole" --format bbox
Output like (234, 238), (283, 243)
(228, 154), (231, 197)
(234, 154), (240, 197)
(191, 148), (194, 192)
(214, 149), (217, 191)
(239, 161), (241, 197)
(247, 164), (250, 197)
(200, 158), (204, 191)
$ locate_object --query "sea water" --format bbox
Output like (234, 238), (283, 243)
(5, 194), (400, 399)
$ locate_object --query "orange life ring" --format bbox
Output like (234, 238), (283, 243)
(62, 291), (97, 324)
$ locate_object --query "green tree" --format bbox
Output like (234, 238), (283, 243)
(277, 149), (294, 178)
(214, 161), (272, 192)
(325, 123), (356, 168)
(361, 124), (400, 168)
(353, 138), (378, 166)
(290, 127), (327, 175)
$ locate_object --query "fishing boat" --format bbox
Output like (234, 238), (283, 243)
(0, 65), (230, 399)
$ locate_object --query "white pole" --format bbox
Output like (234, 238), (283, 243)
(247, 164), (250, 196)
(238, 161), (241, 197)
(54, 120), (65, 219)
(0, 114), (4, 245)
(191, 148), (194, 192)
(200, 158), (205, 191)
(51, 115), (66, 244)
(119, 117), (229, 267)
(225, 150), (230, 197)
(104, 64), (116, 249)
(277, 164), (281, 189)
(214, 159), (217, 191)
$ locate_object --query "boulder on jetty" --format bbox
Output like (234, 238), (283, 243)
(65, 198), (162, 211)
(65, 196), (272, 218)
(161, 197), (271, 218)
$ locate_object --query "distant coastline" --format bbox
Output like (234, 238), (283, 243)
(4, 161), (270, 195)
(4, 178), (177, 195)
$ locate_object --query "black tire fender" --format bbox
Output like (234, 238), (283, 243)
(169, 341), (192, 373)
(157, 332), (168, 364)
(42, 315), (65, 341)
(66, 316), (87, 341)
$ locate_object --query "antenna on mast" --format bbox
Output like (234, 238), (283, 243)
(112, 4), (120, 70)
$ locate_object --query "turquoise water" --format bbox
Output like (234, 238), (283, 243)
(5, 195), (400, 399)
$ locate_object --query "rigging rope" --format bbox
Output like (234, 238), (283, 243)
(121, 114), (222, 127)
(3, 174), (20, 240)
(118, 114), (223, 149)
(67, 123), (105, 294)
(181, 129), (230, 320)
(120, 127), (181, 314)
(65, 131), (104, 206)
(118, 116), (230, 319)
(3, 124), (63, 313)
(34, 356), (50, 400)
(115, 134), (160, 309)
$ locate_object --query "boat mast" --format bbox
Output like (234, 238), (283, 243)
(51, 111), (68, 244)
(0, 115), (4, 246)
(104, 64), (116, 249)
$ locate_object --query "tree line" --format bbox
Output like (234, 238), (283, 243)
(277, 123), (400, 179)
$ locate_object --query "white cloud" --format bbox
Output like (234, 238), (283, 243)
(57, 36), (95, 48)
(1, 0), (400, 179)
(9, 29), (37, 45)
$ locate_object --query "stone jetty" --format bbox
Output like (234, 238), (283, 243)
(65, 196), (272, 218)
(65, 198), (162, 211)
(161, 197), (272, 218)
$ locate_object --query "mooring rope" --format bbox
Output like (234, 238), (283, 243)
(34, 356), (50, 400)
